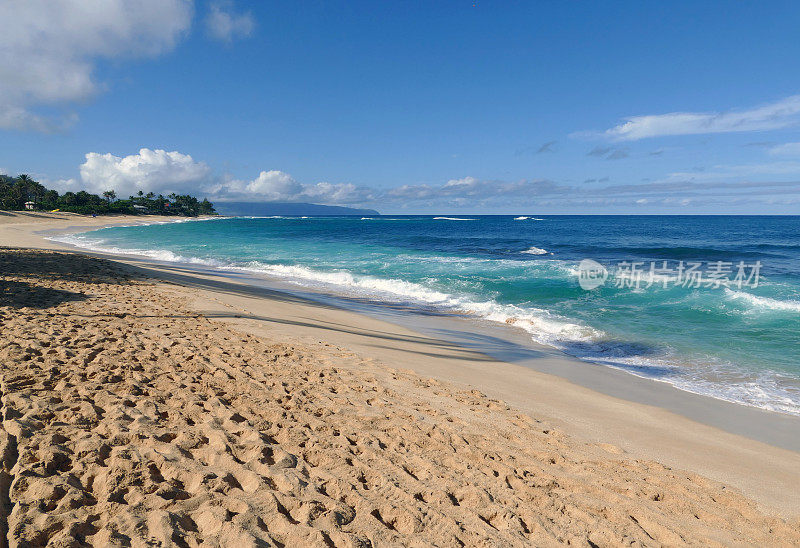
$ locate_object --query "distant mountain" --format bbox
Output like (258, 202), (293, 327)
(214, 202), (380, 216)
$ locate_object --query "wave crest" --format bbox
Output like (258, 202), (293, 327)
(521, 246), (549, 255)
(725, 289), (800, 312)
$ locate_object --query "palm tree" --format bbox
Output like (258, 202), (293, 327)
(16, 174), (37, 208)
(102, 190), (117, 203)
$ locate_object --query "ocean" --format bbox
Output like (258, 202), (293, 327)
(54, 215), (800, 416)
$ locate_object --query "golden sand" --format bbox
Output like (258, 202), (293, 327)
(1, 247), (798, 546)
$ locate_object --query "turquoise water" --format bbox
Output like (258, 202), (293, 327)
(56, 215), (800, 415)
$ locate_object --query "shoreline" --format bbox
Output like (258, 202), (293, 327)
(43, 215), (800, 422)
(35, 213), (800, 442)
(2, 211), (800, 519)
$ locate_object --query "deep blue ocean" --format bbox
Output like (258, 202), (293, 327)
(56, 215), (800, 415)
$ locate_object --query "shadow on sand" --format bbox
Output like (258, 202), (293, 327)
(1, 247), (129, 286)
(0, 279), (88, 309)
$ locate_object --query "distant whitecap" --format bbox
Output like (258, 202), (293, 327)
(521, 246), (549, 255)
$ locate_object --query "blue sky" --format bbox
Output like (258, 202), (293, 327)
(2, 1), (800, 213)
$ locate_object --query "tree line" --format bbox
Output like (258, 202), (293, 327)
(0, 174), (216, 217)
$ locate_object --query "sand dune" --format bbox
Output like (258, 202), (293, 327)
(1, 247), (798, 545)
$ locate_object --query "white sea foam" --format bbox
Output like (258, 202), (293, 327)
(666, 375), (800, 416)
(433, 217), (476, 221)
(51, 231), (598, 352)
(48, 234), (227, 267)
(725, 289), (800, 312)
(238, 263), (605, 347)
(521, 246), (549, 255)
(235, 216), (317, 219)
(86, 216), (224, 230)
(130, 217), (220, 226)
(563, 350), (800, 415)
(514, 216), (529, 220)
(235, 262), (456, 303)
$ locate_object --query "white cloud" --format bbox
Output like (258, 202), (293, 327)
(50, 178), (80, 193)
(660, 161), (800, 183)
(769, 142), (800, 157)
(214, 170), (373, 204)
(59, 147), (800, 211)
(388, 177), (568, 203)
(588, 94), (800, 141)
(72, 147), (371, 204)
(0, 0), (193, 131)
(206, 1), (255, 42)
(302, 182), (375, 204)
(245, 170), (303, 200)
(383, 174), (800, 210)
(79, 148), (212, 198)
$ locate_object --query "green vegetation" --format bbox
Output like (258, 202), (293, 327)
(0, 174), (216, 216)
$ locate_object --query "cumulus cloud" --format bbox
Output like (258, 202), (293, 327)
(0, 0), (193, 132)
(303, 182), (375, 204)
(206, 1), (255, 42)
(79, 148), (212, 198)
(209, 170), (375, 204)
(582, 94), (800, 141)
(246, 170), (303, 200)
(72, 147), (373, 204)
(49, 178), (80, 193)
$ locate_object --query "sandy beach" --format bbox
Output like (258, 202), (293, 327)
(1, 212), (799, 546)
